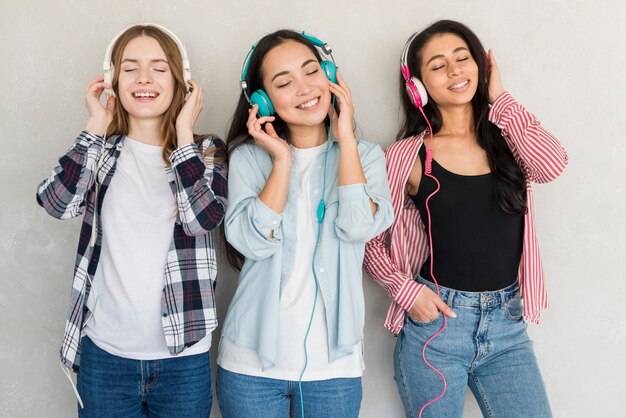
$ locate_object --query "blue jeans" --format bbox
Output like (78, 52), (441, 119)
(394, 277), (551, 418)
(76, 336), (212, 418)
(216, 366), (362, 418)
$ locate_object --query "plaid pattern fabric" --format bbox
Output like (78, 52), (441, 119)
(37, 131), (227, 372)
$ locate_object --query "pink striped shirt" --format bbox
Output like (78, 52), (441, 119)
(364, 92), (568, 334)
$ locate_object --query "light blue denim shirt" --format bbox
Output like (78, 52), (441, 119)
(222, 139), (393, 370)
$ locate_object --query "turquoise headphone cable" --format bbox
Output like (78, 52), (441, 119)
(297, 95), (335, 418)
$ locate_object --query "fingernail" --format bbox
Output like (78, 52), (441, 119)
(450, 311), (457, 318)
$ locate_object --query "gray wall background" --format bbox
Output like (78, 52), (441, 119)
(1, 0), (624, 417)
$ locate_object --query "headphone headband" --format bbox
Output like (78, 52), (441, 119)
(103, 23), (191, 94)
(400, 31), (428, 108)
(400, 32), (419, 81)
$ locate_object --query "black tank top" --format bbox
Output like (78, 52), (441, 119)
(411, 146), (524, 291)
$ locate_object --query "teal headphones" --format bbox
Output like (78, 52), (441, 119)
(239, 32), (337, 117)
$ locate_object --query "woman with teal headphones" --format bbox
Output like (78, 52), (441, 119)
(218, 29), (393, 417)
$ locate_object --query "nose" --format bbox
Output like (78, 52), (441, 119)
(294, 76), (313, 96)
(136, 67), (153, 85)
(448, 62), (462, 78)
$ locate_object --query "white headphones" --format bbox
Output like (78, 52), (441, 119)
(102, 23), (191, 96)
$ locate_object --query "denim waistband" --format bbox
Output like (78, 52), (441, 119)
(415, 275), (520, 309)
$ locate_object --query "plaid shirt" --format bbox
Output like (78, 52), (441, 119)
(36, 131), (228, 372)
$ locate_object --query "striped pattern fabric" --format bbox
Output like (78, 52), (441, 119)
(364, 92), (567, 334)
(37, 131), (227, 371)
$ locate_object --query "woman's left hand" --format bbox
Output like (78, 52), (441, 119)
(329, 71), (356, 145)
(176, 80), (203, 146)
(487, 49), (505, 104)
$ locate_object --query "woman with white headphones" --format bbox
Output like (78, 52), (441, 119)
(36, 24), (227, 417)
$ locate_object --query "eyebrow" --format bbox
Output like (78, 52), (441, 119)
(425, 47), (469, 65)
(120, 58), (169, 64)
(270, 59), (318, 82)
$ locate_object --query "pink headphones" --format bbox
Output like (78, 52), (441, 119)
(400, 32), (429, 109)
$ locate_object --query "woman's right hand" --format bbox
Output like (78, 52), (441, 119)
(247, 104), (290, 162)
(84, 75), (115, 136)
(408, 286), (457, 322)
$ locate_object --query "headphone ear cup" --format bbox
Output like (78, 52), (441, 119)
(320, 60), (337, 83)
(250, 89), (275, 117)
(406, 76), (428, 108)
(103, 63), (116, 97)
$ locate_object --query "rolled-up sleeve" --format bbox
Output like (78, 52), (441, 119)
(225, 146), (284, 260)
(334, 143), (393, 242)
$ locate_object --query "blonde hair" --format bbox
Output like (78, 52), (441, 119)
(105, 25), (217, 164)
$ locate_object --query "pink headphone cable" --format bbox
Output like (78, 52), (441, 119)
(418, 107), (448, 418)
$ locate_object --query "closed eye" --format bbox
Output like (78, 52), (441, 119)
(277, 81), (292, 89)
(306, 68), (319, 76)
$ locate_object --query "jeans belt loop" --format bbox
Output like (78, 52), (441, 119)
(500, 289), (506, 308)
(446, 289), (455, 308)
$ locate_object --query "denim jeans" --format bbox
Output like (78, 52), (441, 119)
(76, 336), (212, 418)
(216, 366), (361, 418)
(394, 277), (552, 418)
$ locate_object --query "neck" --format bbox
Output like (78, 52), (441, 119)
(437, 103), (475, 137)
(127, 117), (164, 146)
(288, 123), (327, 149)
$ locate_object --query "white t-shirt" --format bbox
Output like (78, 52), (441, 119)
(218, 142), (363, 380)
(84, 137), (210, 359)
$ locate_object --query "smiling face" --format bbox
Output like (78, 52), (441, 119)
(260, 40), (331, 130)
(116, 35), (175, 125)
(419, 33), (479, 109)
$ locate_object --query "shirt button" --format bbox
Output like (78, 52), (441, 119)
(319, 268), (325, 273)
(272, 220), (278, 225)
(313, 189), (319, 194)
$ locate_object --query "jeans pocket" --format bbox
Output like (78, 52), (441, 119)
(406, 311), (442, 326)
(504, 295), (524, 321)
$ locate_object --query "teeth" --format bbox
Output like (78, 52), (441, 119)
(449, 80), (468, 90)
(298, 98), (318, 109)
(133, 92), (157, 98)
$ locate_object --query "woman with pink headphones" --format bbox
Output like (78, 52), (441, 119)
(364, 20), (567, 417)
(36, 24), (226, 417)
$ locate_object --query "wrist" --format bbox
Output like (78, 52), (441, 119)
(176, 130), (194, 147)
(489, 89), (505, 104)
(273, 152), (292, 165)
(338, 135), (357, 150)
(85, 118), (108, 136)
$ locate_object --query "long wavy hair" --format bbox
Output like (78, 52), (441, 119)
(398, 20), (526, 215)
(224, 29), (332, 271)
(105, 25), (211, 165)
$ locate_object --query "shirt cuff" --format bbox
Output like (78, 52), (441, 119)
(253, 197), (283, 240)
(395, 276), (425, 312)
(78, 130), (105, 149)
(170, 143), (201, 167)
(338, 183), (370, 201)
(488, 91), (516, 125)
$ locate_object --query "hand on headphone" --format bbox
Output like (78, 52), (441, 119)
(487, 49), (505, 104)
(176, 80), (203, 147)
(247, 104), (291, 161)
(84, 75), (115, 137)
(328, 71), (356, 144)
(408, 286), (457, 323)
